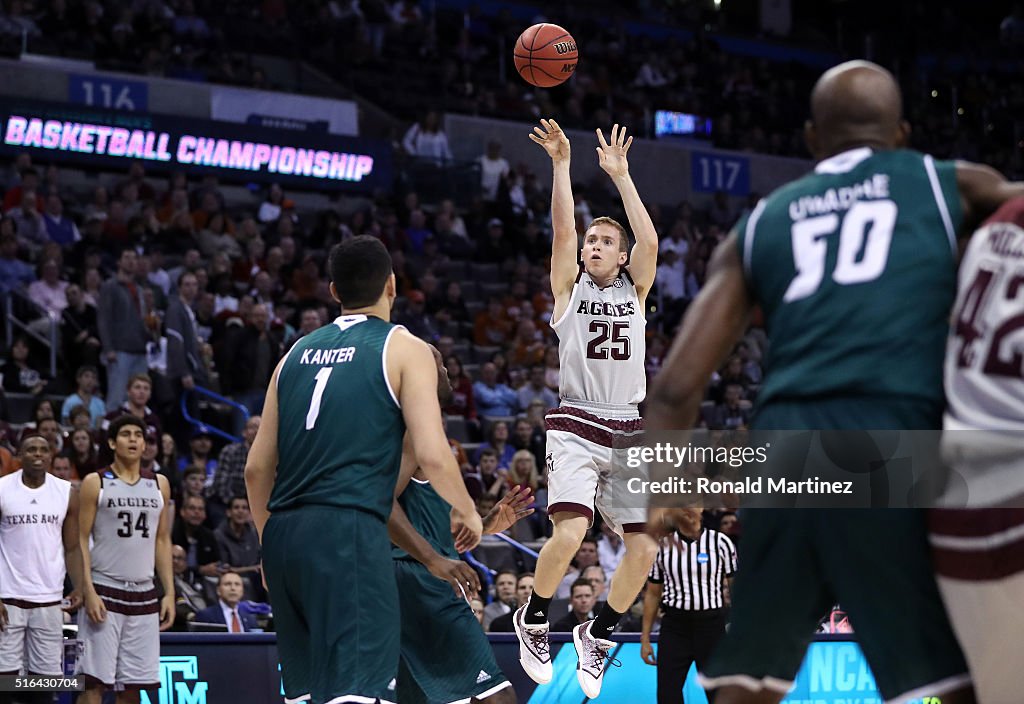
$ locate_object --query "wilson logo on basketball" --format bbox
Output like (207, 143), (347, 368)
(553, 41), (577, 55)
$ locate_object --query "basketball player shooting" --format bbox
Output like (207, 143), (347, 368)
(513, 119), (660, 699)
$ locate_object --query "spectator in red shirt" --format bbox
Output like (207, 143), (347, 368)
(2, 167), (43, 213)
(442, 355), (477, 422)
(473, 296), (513, 346)
(508, 319), (546, 369)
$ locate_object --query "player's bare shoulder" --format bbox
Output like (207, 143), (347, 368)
(155, 473), (172, 501)
(385, 326), (436, 398)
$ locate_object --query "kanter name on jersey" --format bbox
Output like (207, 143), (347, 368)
(299, 347), (356, 365)
(576, 300), (635, 317)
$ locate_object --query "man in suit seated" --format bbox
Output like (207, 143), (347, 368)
(193, 571), (258, 632)
(551, 579), (596, 632)
(489, 572), (534, 632)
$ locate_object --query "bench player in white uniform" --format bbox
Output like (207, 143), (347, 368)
(514, 119), (660, 698)
(0, 435), (83, 703)
(930, 196), (1024, 704)
(77, 415), (174, 704)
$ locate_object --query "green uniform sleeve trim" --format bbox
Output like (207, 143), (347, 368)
(739, 199), (767, 283)
(930, 156), (965, 248)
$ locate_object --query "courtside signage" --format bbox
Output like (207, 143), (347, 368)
(0, 100), (390, 191)
(143, 636), (935, 704)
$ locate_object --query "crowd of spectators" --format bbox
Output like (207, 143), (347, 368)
(0, 1), (1021, 165)
(480, 533), (650, 634)
(12, 0), (1018, 630)
(0, 146), (760, 624)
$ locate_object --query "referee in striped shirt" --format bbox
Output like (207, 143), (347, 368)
(642, 508), (737, 704)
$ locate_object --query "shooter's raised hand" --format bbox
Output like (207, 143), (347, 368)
(529, 118), (571, 163)
(596, 124), (633, 178)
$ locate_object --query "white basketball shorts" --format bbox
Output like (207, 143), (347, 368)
(544, 405), (646, 536)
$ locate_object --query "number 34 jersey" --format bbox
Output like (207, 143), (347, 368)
(737, 147), (963, 410)
(90, 469), (163, 586)
(550, 267), (646, 410)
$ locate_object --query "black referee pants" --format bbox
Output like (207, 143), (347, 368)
(657, 608), (726, 704)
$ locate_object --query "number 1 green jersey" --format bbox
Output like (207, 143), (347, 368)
(736, 148), (963, 410)
(270, 315), (405, 520)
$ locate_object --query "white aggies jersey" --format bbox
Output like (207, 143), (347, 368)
(946, 218), (1024, 431)
(942, 215), (1024, 505)
(550, 267), (646, 410)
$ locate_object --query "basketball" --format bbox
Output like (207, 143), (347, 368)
(514, 23), (578, 88)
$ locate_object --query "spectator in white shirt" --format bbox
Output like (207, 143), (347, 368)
(258, 183), (285, 224)
(659, 222), (691, 258)
(27, 258), (68, 318)
(478, 141), (510, 203)
(147, 247), (172, 296)
(634, 53), (675, 88)
(438, 199), (468, 239)
(656, 249), (687, 303)
(596, 524), (626, 580)
(402, 111), (453, 165)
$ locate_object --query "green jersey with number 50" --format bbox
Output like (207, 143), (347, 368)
(737, 147), (963, 409)
(270, 315), (405, 520)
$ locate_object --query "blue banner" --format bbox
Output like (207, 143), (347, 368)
(68, 74), (149, 112)
(691, 150), (751, 195)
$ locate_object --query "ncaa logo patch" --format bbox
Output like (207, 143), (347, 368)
(697, 552), (709, 564)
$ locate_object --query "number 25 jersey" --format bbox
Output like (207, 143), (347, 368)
(737, 147), (963, 411)
(550, 267), (646, 410)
